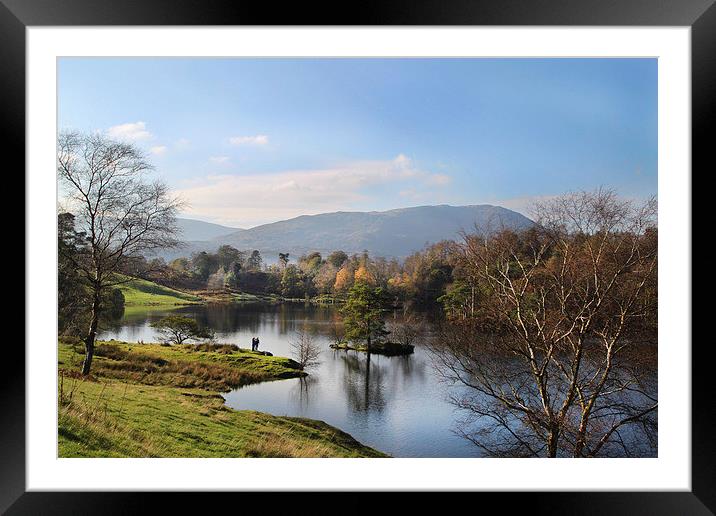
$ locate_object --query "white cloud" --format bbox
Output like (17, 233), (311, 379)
(209, 156), (231, 164)
(150, 145), (168, 156)
(175, 155), (451, 227)
(229, 135), (269, 146)
(175, 138), (191, 150)
(106, 121), (153, 142)
(426, 173), (451, 186)
(494, 195), (558, 218)
(399, 188), (420, 199)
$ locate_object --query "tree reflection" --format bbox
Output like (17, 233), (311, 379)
(289, 375), (318, 410)
(340, 352), (386, 413)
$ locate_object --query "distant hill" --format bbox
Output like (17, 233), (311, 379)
(166, 205), (532, 261)
(175, 218), (242, 242)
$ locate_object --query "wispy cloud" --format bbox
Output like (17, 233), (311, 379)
(150, 145), (168, 156)
(209, 156), (231, 164)
(426, 173), (451, 186)
(174, 138), (191, 150)
(229, 135), (269, 146)
(175, 155), (451, 227)
(496, 195), (559, 217)
(107, 121), (153, 142)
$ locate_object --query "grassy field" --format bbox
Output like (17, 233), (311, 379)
(116, 276), (202, 307)
(231, 291), (281, 303)
(114, 275), (342, 308)
(58, 340), (386, 458)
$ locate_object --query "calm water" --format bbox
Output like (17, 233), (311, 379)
(100, 303), (480, 457)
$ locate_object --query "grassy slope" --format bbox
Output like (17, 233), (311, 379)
(116, 276), (202, 306)
(58, 341), (386, 458)
(114, 275), (337, 307)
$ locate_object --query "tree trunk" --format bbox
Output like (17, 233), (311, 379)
(82, 290), (101, 375)
(366, 318), (372, 354)
(547, 426), (560, 458)
(364, 352), (371, 409)
(573, 418), (589, 457)
(470, 285), (475, 317)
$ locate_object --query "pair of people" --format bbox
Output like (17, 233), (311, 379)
(251, 337), (260, 351)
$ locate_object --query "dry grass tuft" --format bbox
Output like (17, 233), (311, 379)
(243, 428), (335, 458)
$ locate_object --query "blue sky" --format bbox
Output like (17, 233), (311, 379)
(58, 58), (657, 228)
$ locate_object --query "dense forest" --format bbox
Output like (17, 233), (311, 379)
(60, 214), (464, 312)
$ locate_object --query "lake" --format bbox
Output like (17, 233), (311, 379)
(100, 302), (481, 457)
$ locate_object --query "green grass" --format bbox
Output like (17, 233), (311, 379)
(116, 276), (202, 307)
(231, 292), (281, 303)
(59, 340), (306, 391)
(58, 379), (385, 458)
(58, 340), (387, 458)
(113, 275), (343, 308)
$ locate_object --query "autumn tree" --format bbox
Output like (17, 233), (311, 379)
(58, 131), (182, 374)
(334, 263), (355, 294)
(314, 262), (339, 294)
(354, 264), (375, 285)
(428, 189), (658, 457)
(402, 243), (453, 305)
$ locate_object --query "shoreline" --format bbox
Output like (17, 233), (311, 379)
(57, 340), (387, 458)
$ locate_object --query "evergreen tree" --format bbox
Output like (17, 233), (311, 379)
(341, 281), (390, 353)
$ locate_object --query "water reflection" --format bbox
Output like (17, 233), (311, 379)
(289, 375), (318, 410)
(341, 353), (386, 413)
(100, 302), (480, 457)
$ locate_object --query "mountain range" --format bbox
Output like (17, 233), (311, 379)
(166, 204), (533, 262)
(176, 218), (242, 242)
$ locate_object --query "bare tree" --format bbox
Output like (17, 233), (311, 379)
(57, 131), (183, 374)
(387, 313), (424, 347)
(207, 266), (226, 291)
(429, 189), (658, 457)
(329, 320), (346, 347)
(290, 329), (322, 371)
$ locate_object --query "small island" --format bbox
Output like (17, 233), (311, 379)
(328, 280), (420, 357)
(330, 341), (414, 356)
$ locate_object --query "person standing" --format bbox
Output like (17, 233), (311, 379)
(255, 337), (260, 351)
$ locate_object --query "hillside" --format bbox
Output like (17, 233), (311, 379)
(214, 204), (533, 258)
(176, 218), (242, 242)
(116, 276), (202, 306)
(159, 204), (533, 261)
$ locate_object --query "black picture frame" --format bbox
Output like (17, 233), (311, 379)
(4, 0), (709, 513)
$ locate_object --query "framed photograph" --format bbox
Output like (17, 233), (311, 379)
(7, 0), (710, 512)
